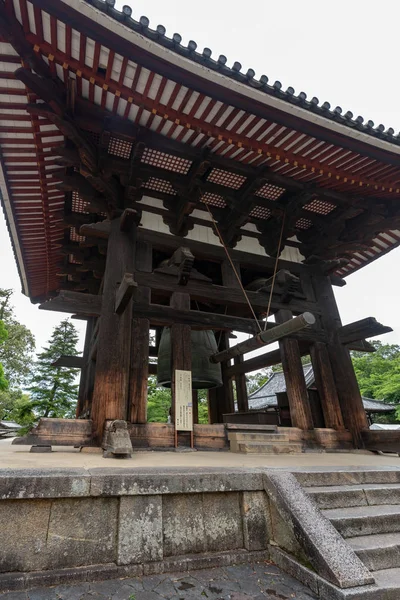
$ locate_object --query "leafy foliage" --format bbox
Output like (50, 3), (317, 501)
(26, 319), (80, 419)
(0, 289), (35, 387)
(0, 319), (8, 391)
(246, 369), (272, 394)
(351, 341), (400, 422)
(0, 389), (34, 426)
(147, 376), (208, 424)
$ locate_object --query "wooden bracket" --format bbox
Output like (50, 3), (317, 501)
(169, 246), (195, 285)
(120, 208), (141, 232)
(154, 246), (211, 285)
(80, 220), (111, 239)
(115, 273), (138, 315)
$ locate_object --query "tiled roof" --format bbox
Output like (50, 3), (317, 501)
(247, 365), (396, 413)
(85, 0), (400, 146)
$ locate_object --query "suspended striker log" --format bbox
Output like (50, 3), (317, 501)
(210, 312), (316, 364)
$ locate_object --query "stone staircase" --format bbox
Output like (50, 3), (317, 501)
(299, 469), (400, 598)
(227, 424), (303, 454)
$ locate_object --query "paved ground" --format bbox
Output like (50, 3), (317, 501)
(0, 563), (317, 599)
(1, 438), (399, 470)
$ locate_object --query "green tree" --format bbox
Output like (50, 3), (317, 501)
(27, 319), (80, 418)
(0, 319), (8, 391)
(147, 377), (210, 424)
(246, 368), (272, 394)
(0, 289), (35, 387)
(147, 377), (172, 423)
(351, 341), (400, 422)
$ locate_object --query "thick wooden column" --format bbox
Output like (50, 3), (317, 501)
(192, 390), (199, 424)
(76, 317), (94, 418)
(130, 240), (151, 424)
(312, 273), (367, 446)
(221, 260), (245, 415)
(310, 342), (345, 430)
(207, 331), (235, 422)
(235, 355), (249, 412)
(207, 389), (218, 424)
(170, 292), (191, 424)
(91, 218), (136, 441)
(276, 310), (314, 430)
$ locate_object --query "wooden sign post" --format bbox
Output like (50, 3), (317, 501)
(174, 369), (194, 448)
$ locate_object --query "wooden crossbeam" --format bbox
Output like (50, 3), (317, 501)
(133, 271), (321, 315)
(51, 355), (84, 369)
(39, 291), (102, 316)
(211, 312), (316, 363)
(132, 303), (260, 334)
(338, 317), (393, 344)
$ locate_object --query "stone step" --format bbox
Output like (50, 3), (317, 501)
(295, 469), (400, 488)
(237, 442), (303, 454)
(323, 504), (400, 538)
(348, 532), (400, 571)
(228, 432), (290, 443)
(307, 483), (400, 509)
(370, 567), (400, 599)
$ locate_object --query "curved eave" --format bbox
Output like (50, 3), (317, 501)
(46, 0), (400, 165)
(0, 152), (29, 297)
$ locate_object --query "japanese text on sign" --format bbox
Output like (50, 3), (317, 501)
(175, 369), (193, 431)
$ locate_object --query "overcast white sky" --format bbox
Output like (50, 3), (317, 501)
(1, 0), (400, 355)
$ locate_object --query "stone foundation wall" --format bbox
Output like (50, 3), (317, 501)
(0, 467), (372, 595)
(0, 468), (269, 592)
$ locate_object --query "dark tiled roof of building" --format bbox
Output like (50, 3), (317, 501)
(247, 365), (396, 413)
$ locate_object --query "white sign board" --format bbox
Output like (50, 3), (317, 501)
(174, 369), (193, 431)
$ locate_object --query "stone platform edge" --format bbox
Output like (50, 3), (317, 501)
(0, 549), (269, 593)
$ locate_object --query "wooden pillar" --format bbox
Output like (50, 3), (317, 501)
(235, 355), (249, 412)
(192, 390), (199, 424)
(276, 310), (314, 430)
(312, 273), (367, 446)
(76, 317), (94, 418)
(207, 332), (235, 422)
(170, 292), (191, 424)
(207, 389), (218, 424)
(221, 260), (243, 415)
(91, 218), (136, 441)
(130, 240), (151, 424)
(310, 342), (345, 430)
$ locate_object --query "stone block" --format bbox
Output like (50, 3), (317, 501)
(269, 502), (306, 560)
(85, 563), (120, 582)
(24, 565), (88, 590)
(89, 467), (263, 496)
(117, 563), (144, 579)
(0, 469), (90, 500)
(46, 498), (118, 568)
(30, 445), (52, 452)
(241, 491), (270, 551)
(269, 545), (319, 595)
(118, 495), (162, 565)
(203, 492), (244, 553)
(0, 572), (25, 593)
(0, 499), (51, 572)
(163, 494), (206, 557)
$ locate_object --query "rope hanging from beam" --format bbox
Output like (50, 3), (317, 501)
(263, 212), (287, 330)
(203, 201), (262, 333)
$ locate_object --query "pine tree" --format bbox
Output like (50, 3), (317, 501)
(28, 319), (80, 418)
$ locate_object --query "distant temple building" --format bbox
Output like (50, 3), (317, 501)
(247, 365), (396, 426)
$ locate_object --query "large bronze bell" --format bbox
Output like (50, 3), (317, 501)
(157, 328), (223, 389)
